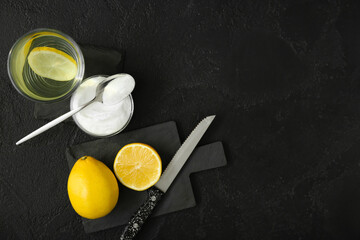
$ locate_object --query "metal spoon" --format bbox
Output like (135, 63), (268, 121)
(16, 74), (135, 145)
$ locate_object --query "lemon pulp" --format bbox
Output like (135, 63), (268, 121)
(114, 143), (162, 191)
(28, 46), (77, 81)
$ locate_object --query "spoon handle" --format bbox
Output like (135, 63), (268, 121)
(16, 104), (87, 145)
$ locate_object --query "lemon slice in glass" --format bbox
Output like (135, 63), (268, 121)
(28, 47), (77, 81)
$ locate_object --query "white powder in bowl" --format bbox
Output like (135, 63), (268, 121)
(70, 75), (133, 137)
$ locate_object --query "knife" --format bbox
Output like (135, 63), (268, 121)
(120, 115), (216, 240)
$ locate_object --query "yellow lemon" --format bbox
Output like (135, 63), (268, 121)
(28, 46), (77, 81)
(114, 143), (162, 191)
(67, 156), (119, 219)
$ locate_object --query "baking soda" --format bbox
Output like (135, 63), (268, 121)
(71, 75), (133, 136)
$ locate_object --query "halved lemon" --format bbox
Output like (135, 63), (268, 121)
(28, 46), (77, 81)
(114, 143), (162, 191)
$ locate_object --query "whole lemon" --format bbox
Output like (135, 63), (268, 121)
(67, 156), (119, 219)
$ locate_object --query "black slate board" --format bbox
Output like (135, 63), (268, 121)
(33, 45), (124, 121)
(65, 121), (227, 233)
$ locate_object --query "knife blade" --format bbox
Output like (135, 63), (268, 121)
(155, 115), (216, 192)
(120, 115), (215, 240)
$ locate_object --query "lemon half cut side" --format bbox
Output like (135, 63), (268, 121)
(114, 143), (162, 191)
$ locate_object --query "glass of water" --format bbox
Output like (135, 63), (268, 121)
(7, 28), (84, 102)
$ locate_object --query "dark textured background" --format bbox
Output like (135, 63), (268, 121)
(1, 0), (360, 239)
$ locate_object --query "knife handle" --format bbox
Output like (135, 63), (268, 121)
(120, 186), (164, 240)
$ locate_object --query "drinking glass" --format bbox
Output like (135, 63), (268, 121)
(7, 28), (84, 102)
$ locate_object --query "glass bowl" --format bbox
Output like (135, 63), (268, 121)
(70, 75), (134, 138)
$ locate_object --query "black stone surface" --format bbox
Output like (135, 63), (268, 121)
(2, 0), (360, 239)
(66, 121), (226, 233)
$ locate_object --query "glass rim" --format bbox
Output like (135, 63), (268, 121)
(70, 75), (134, 138)
(7, 28), (85, 103)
